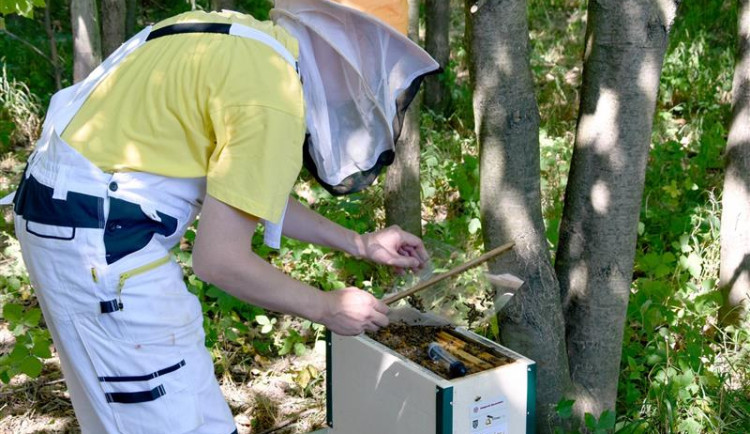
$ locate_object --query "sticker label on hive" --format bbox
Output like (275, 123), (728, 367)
(469, 395), (508, 434)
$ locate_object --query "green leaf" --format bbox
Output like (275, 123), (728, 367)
(279, 339), (293, 356)
(293, 342), (306, 356)
(12, 323), (27, 336)
(7, 277), (21, 291)
(22, 308), (41, 327)
(556, 398), (575, 419)
(597, 410), (615, 429)
(584, 413), (597, 429)
(8, 344), (28, 363)
(679, 253), (702, 279)
(3, 303), (23, 323)
(30, 339), (51, 359)
(225, 328), (238, 341)
(18, 356), (43, 378)
(677, 417), (701, 434)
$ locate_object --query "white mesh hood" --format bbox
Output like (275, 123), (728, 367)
(271, 0), (439, 195)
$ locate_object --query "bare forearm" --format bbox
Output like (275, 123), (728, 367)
(281, 198), (365, 257)
(193, 195), (328, 323)
(194, 246), (327, 323)
(192, 194), (411, 335)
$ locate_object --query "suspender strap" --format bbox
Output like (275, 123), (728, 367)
(144, 21), (298, 70)
(146, 22), (231, 41)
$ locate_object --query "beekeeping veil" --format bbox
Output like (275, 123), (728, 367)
(271, 0), (439, 195)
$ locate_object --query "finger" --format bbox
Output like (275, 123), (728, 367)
(370, 311), (389, 328)
(396, 247), (422, 270)
(387, 250), (421, 269)
(408, 242), (430, 264)
(397, 237), (429, 265)
(364, 322), (379, 333)
(373, 300), (389, 315)
(401, 245), (426, 269)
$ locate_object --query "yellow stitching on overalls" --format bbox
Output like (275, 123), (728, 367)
(117, 255), (171, 310)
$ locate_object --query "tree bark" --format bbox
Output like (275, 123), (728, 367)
(720, 0), (750, 324)
(468, 0), (571, 430)
(384, 0), (422, 236)
(71, 0), (102, 83)
(101, 0), (126, 58)
(44, 0), (62, 90)
(125, 0), (137, 37)
(555, 0), (678, 419)
(424, 0), (450, 114)
(211, 0), (237, 11)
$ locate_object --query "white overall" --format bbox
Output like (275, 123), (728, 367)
(8, 23), (296, 434)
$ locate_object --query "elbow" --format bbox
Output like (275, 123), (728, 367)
(192, 248), (220, 284)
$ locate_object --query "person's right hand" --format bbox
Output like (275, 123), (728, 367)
(321, 287), (389, 335)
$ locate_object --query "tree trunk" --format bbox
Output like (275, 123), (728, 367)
(555, 0), (678, 419)
(384, 0), (422, 236)
(211, 0), (237, 11)
(125, 0), (137, 37)
(44, 0), (62, 90)
(468, 0), (570, 430)
(424, 0), (450, 114)
(71, 0), (102, 83)
(720, 0), (750, 324)
(101, 0), (126, 58)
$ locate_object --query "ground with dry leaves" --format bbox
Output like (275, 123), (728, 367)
(0, 320), (327, 434)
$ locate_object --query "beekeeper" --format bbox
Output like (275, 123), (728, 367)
(4, 0), (439, 432)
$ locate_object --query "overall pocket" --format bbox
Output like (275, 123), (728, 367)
(25, 220), (75, 240)
(74, 316), (204, 434)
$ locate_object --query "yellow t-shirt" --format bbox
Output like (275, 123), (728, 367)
(62, 11), (305, 223)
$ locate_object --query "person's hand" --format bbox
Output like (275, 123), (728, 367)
(359, 225), (429, 274)
(321, 287), (389, 335)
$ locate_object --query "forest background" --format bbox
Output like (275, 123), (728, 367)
(0, 0), (749, 433)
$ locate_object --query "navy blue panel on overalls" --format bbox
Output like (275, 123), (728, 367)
(14, 173), (177, 264)
(13, 174), (103, 230)
(104, 197), (177, 264)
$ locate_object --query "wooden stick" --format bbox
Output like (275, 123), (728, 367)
(383, 242), (515, 305)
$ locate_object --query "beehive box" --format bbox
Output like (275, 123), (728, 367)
(325, 309), (536, 434)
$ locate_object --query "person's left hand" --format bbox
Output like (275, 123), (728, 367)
(358, 225), (429, 273)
